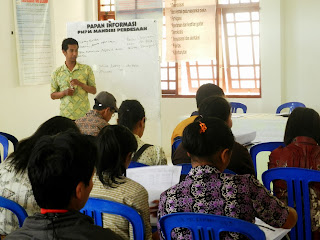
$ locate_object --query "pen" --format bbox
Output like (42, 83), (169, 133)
(256, 224), (275, 232)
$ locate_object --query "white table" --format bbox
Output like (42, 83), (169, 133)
(232, 113), (288, 143)
(232, 113), (288, 180)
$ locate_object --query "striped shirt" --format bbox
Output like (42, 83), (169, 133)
(90, 174), (152, 240)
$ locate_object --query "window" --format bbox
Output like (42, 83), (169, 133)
(98, 0), (115, 21)
(98, 0), (260, 97)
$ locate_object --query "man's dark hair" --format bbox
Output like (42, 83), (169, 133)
(96, 125), (137, 187)
(196, 83), (225, 108)
(284, 107), (320, 145)
(118, 100), (145, 131)
(28, 131), (96, 209)
(198, 96), (231, 122)
(62, 38), (78, 51)
(183, 117), (234, 158)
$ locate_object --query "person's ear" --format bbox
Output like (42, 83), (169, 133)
(139, 117), (145, 128)
(62, 50), (67, 56)
(124, 152), (133, 169)
(75, 182), (85, 200)
(220, 148), (232, 167)
(187, 152), (191, 158)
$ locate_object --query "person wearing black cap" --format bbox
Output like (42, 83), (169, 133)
(75, 91), (118, 136)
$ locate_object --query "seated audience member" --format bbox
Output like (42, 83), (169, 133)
(0, 116), (80, 237)
(171, 83), (224, 146)
(118, 100), (167, 165)
(76, 91), (118, 136)
(158, 117), (297, 240)
(90, 125), (152, 240)
(269, 107), (320, 237)
(173, 96), (255, 176)
(6, 131), (122, 240)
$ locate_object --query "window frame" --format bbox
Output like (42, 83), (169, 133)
(97, 1), (261, 98)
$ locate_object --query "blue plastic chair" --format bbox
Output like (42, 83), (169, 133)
(0, 132), (18, 151)
(172, 137), (182, 156)
(177, 163), (192, 175)
(128, 161), (148, 168)
(249, 142), (285, 177)
(262, 168), (320, 240)
(230, 102), (247, 113)
(276, 102), (306, 114)
(0, 196), (28, 227)
(159, 212), (265, 240)
(81, 197), (145, 240)
(0, 134), (9, 162)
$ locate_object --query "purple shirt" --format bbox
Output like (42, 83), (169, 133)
(158, 165), (289, 240)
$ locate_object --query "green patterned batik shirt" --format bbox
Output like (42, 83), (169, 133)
(51, 62), (96, 120)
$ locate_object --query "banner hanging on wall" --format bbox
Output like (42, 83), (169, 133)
(13, 0), (53, 85)
(165, 0), (216, 62)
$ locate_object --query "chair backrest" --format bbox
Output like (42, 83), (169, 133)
(0, 134), (9, 162)
(128, 161), (148, 168)
(81, 197), (145, 240)
(230, 102), (247, 113)
(172, 137), (182, 156)
(0, 196), (28, 227)
(0, 132), (18, 151)
(276, 102), (306, 114)
(249, 142), (285, 177)
(159, 212), (265, 240)
(262, 167), (320, 240)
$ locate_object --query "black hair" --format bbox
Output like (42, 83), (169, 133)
(284, 107), (320, 145)
(198, 96), (231, 122)
(196, 83), (225, 108)
(118, 100), (145, 131)
(8, 116), (80, 174)
(62, 38), (78, 51)
(28, 131), (96, 209)
(96, 125), (138, 187)
(183, 117), (234, 159)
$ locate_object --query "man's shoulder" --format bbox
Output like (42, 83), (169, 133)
(77, 62), (93, 70)
(171, 115), (198, 143)
(53, 64), (66, 73)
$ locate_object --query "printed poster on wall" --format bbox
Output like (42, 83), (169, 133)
(13, 0), (53, 85)
(165, 0), (216, 62)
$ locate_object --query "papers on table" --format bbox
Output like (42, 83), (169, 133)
(255, 218), (290, 240)
(234, 131), (256, 145)
(275, 113), (290, 117)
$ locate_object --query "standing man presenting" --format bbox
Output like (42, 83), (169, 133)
(51, 38), (96, 120)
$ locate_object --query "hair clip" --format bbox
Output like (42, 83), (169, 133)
(199, 121), (207, 134)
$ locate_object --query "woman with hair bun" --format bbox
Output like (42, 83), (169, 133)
(158, 117), (297, 240)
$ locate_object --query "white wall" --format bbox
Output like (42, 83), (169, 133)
(1, 0), (319, 157)
(282, 0), (320, 111)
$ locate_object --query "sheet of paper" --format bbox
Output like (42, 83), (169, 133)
(126, 165), (182, 202)
(126, 165), (182, 225)
(255, 218), (290, 240)
(234, 131), (256, 145)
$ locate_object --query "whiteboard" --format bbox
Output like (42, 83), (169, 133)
(67, 19), (162, 145)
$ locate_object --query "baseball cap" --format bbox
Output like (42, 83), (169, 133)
(93, 91), (118, 112)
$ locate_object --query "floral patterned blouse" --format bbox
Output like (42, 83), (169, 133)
(157, 165), (289, 240)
